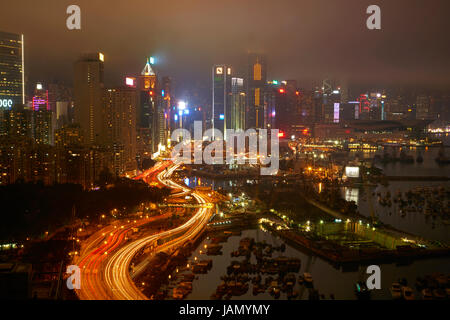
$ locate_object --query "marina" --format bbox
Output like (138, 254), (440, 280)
(161, 228), (450, 300)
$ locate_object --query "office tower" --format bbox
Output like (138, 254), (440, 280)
(0, 31), (25, 107)
(296, 90), (315, 125)
(416, 94), (436, 120)
(74, 53), (105, 145)
(385, 95), (407, 120)
(355, 92), (386, 121)
(316, 79), (342, 124)
(160, 76), (172, 148)
(1, 104), (33, 139)
(137, 58), (160, 154)
(246, 53), (267, 130)
(231, 78), (246, 131)
(32, 83), (53, 145)
(54, 124), (83, 147)
(33, 109), (53, 145)
(212, 64), (232, 138)
(56, 101), (70, 128)
(340, 101), (361, 121)
(47, 82), (73, 129)
(104, 87), (137, 173)
(153, 86), (166, 153)
(264, 80), (300, 137)
(138, 58), (156, 128)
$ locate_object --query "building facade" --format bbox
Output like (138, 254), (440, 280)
(0, 31), (24, 108)
(74, 53), (105, 145)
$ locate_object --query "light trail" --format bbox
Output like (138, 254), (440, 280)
(76, 162), (213, 300)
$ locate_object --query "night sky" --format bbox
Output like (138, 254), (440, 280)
(1, 0), (450, 90)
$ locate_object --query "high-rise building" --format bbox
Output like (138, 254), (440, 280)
(32, 83), (53, 145)
(160, 76), (172, 148)
(104, 87), (138, 174)
(1, 104), (33, 139)
(137, 58), (162, 154)
(138, 58), (156, 127)
(416, 94), (436, 120)
(231, 78), (246, 131)
(74, 53), (105, 145)
(47, 82), (73, 129)
(0, 31), (25, 107)
(246, 53), (267, 130)
(55, 124), (83, 147)
(212, 64), (232, 138)
(264, 80), (300, 137)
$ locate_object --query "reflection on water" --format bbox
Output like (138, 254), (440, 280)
(356, 182), (449, 242)
(175, 148), (450, 300)
(344, 187), (359, 203)
(344, 149), (450, 243)
(185, 228), (450, 300)
(354, 147), (450, 177)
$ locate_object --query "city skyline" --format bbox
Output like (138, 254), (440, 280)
(0, 0), (449, 305)
(1, 0), (450, 90)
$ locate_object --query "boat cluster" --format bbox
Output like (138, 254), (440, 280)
(390, 274), (450, 300)
(210, 238), (324, 300)
(377, 187), (449, 223)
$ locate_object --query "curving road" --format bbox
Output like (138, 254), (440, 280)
(75, 162), (214, 300)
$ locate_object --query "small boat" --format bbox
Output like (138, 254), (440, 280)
(355, 281), (371, 300)
(421, 289), (433, 300)
(401, 286), (415, 300)
(303, 273), (313, 284)
(432, 289), (446, 300)
(390, 282), (402, 300)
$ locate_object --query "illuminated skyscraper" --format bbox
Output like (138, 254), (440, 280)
(74, 53), (105, 145)
(416, 94), (436, 120)
(0, 31), (25, 108)
(212, 64), (232, 138)
(33, 83), (53, 145)
(231, 78), (245, 131)
(138, 58), (157, 129)
(104, 87), (138, 173)
(1, 104), (33, 139)
(137, 58), (164, 154)
(160, 76), (172, 148)
(264, 81), (299, 136)
(246, 53), (267, 129)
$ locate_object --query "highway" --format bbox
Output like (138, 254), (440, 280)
(75, 162), (214, 300)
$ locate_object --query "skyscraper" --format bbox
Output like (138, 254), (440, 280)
(138, 58), (157, 128)
(74, 53), (105, 145)
(246, 53), (267, 130)
(33, 83), (53, 145)
(0, 31), (25, 108)
(416, 94), (435, 120)
(104, 87), (137, 173)
(212, 64), (232, 138)
(137, 58), (163, 154)
(264, 81), (300, 136)
(231, 78), (246, 131)
(159, 76), (172, 149)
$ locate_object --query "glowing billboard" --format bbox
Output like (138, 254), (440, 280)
(0, 99), (13, 108)
(125, 77), (136, 87)
(334, 103), (340, 123)
(345, 166), (360, 178)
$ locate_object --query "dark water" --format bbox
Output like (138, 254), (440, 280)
(177, 148), (450, 300)
(346, 147), (450, 242)
(184, 228), (450, 300)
